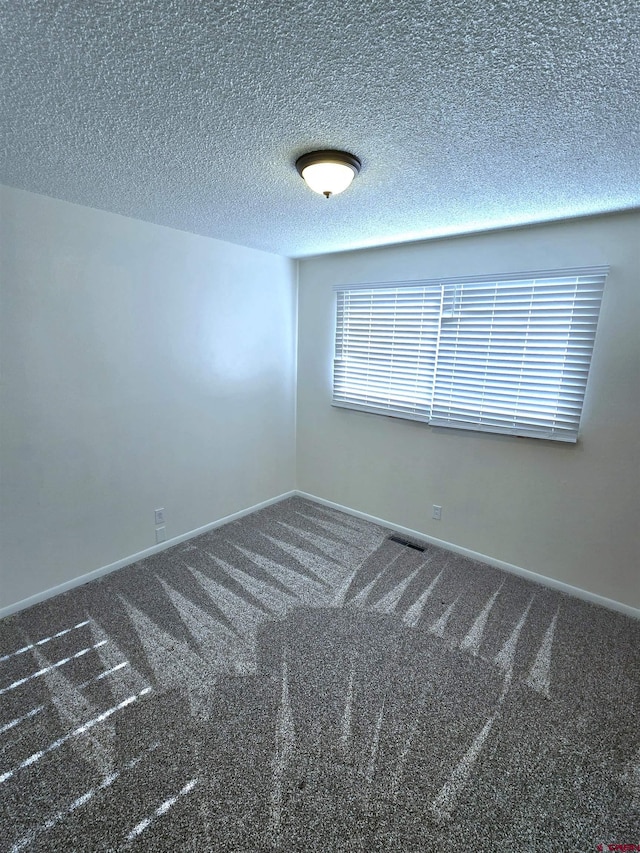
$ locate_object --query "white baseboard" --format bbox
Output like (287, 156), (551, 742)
(4, 488), (637, 622)
(0, 491), (296, 620)
(295, 491), (640, 621)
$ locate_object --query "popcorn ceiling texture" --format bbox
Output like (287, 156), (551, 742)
(1, 497), (638, 851)
(1, 0), (639, 256)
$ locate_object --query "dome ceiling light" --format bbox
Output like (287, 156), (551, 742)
(295, 150), (361, 198)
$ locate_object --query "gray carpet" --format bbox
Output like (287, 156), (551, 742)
(1, 496), (638, 852)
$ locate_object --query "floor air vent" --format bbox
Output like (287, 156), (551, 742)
(387, 534), (425, 552)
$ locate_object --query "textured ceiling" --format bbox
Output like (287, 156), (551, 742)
(1, 0), (639, 257)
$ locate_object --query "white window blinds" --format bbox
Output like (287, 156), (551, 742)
(334, 286), (441, 418)
(333, 267), (607, 442)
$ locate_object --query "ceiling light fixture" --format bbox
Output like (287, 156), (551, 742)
(295, 150), (361, 198)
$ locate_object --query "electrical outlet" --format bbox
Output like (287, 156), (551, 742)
(155, 526), (167, 544)
(154, 508), (165, 526)
(432, 505), (442, 521)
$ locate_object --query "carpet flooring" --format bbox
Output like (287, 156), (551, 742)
(1, 496), (638, 852)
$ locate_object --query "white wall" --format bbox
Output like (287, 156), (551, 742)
(297, 212), (640, 609)
(0, 186), (297, 610)
(2, 189), (638, 614)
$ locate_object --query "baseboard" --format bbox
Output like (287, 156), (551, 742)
(0, 491), (296, 620)
(5, 488), (637, 622)
(295, 491), (640, 621)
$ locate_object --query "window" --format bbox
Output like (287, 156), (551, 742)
(333, 267), (607, 443)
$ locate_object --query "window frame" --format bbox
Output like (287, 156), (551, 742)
(332, 266), (608, 443)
